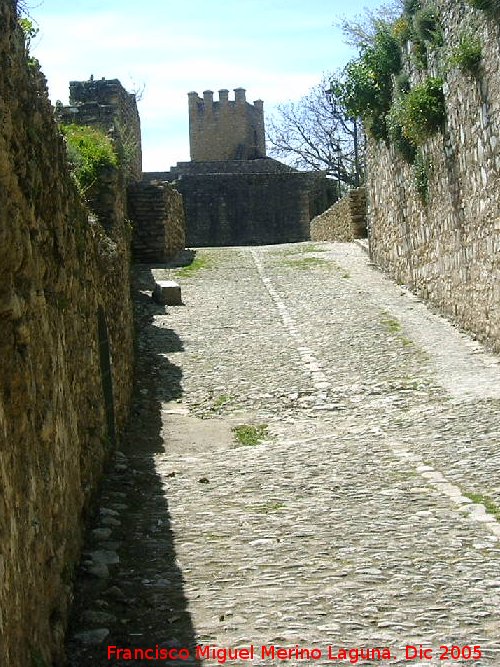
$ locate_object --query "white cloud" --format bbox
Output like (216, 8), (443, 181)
(31, 0), (363, 171)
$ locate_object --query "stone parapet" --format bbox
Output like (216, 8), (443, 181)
(310, 188), (367, 242)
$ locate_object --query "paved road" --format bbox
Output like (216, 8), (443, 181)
(68, 242), (500, 667)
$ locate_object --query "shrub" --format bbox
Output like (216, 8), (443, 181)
(392, 16), (413, 45)
(467, 0), (500, 13)
(450, 33), (482, 74)
(394, 71), (411, 97)
(341, 25), (401, 140)
(413, 7), (443, 45)
(390, 77), (446, 145)
(413, 150), (431, 202)
(411, 38), (429, 68)
(387, 106), (417, 163)
(403, 0), (421, 16)
(60, 124), (118, 194)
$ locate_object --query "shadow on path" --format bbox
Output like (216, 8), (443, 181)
(66, 265), (201, 666)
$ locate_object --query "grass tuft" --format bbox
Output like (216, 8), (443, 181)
(175, 255), (212, 278)
(463, 492), (500, 521)
(232, 424), (269, 446)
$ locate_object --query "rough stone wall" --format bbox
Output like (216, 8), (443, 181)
(172, 171), (321, 246)
(310, 188), (367, 242)
(368, 0), (500, 351)
(188, 88), (266, 161)
(0, 4), (133, 665)
(127, 182), (186, 262)
(58, 77), (142, 183)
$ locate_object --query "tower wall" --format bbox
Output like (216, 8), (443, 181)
(188, 88), (266, 161)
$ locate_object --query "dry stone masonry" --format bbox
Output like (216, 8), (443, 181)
(367, 0), (500, 352)
(0, 5), (135, 665)
(57, 77), (142, 183)
(127, 181), (185, 262)
(57, 77), (186, 263)
(310, 187), (367, 242)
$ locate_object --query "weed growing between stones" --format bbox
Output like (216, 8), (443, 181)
(380, 312), (403, 333)
(449, 33), (483, 75)
(232, 424), (269, 446)
(284, 257), (330, 269)
(174, 254), (212, 278)
(210, 394), (231, 412)
(463, 492), (500, 520)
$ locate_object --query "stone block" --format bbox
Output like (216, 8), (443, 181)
(153, 280), (182, 305)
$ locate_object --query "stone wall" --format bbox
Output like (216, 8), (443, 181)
(310, 188), (367, 242)
(367, 0), (500, 351)
(127, 182), (186, 262)
(0, 3), (134, 665)
(188, 88), (266, 161)
(165, 157), (296, 177)
(168, 170), (327, 247)
(57, 77), (142, 183)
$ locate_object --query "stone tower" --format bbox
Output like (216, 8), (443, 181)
(188, 87), (266, 161)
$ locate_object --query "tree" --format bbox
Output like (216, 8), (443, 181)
(337, 0), (404, 50)
(266, 73), (365, 196)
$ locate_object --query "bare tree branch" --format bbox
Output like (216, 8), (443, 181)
(266, 73), (365, 195)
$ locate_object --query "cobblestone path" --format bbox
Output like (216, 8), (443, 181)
(68, 242), (500, 667)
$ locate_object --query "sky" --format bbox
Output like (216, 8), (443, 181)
(28, 0), (386, 171)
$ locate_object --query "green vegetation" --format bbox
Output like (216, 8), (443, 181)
(380, 313), (402, 333)
(387, 107), (417, 163)
(284, 257), (329, 269)
(232, 424), (269, 447)
(392, 16), (413, 46)
(394, 72), (411, 98)
(18, 16), (40, 70)
(389, 78), (445, 146)
(60, 124), (118, 194)
(18, 17), (38, 47)
(210, 394), (231, 412)
(403, 0), (421, 15)
(467, 0), (500, 13)
(341, 26), (401, 140)
(174, 254), (212, 278)
(413, 6), (443, 46)
(413, 150), (431, 202)
(463, 492), (500, 520)
(450, 33), (482, 74)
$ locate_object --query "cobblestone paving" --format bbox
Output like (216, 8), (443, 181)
(68, 242), (500, 667)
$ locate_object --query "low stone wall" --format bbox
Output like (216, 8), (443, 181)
(0, 3), (133, 664)
(310, 188), (367, 242)
(127, 182), (186, 262)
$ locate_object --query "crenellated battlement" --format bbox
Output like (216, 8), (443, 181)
(188, 86), (266, 161)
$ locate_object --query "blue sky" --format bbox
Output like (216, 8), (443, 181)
(29, 0), (386, 171)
